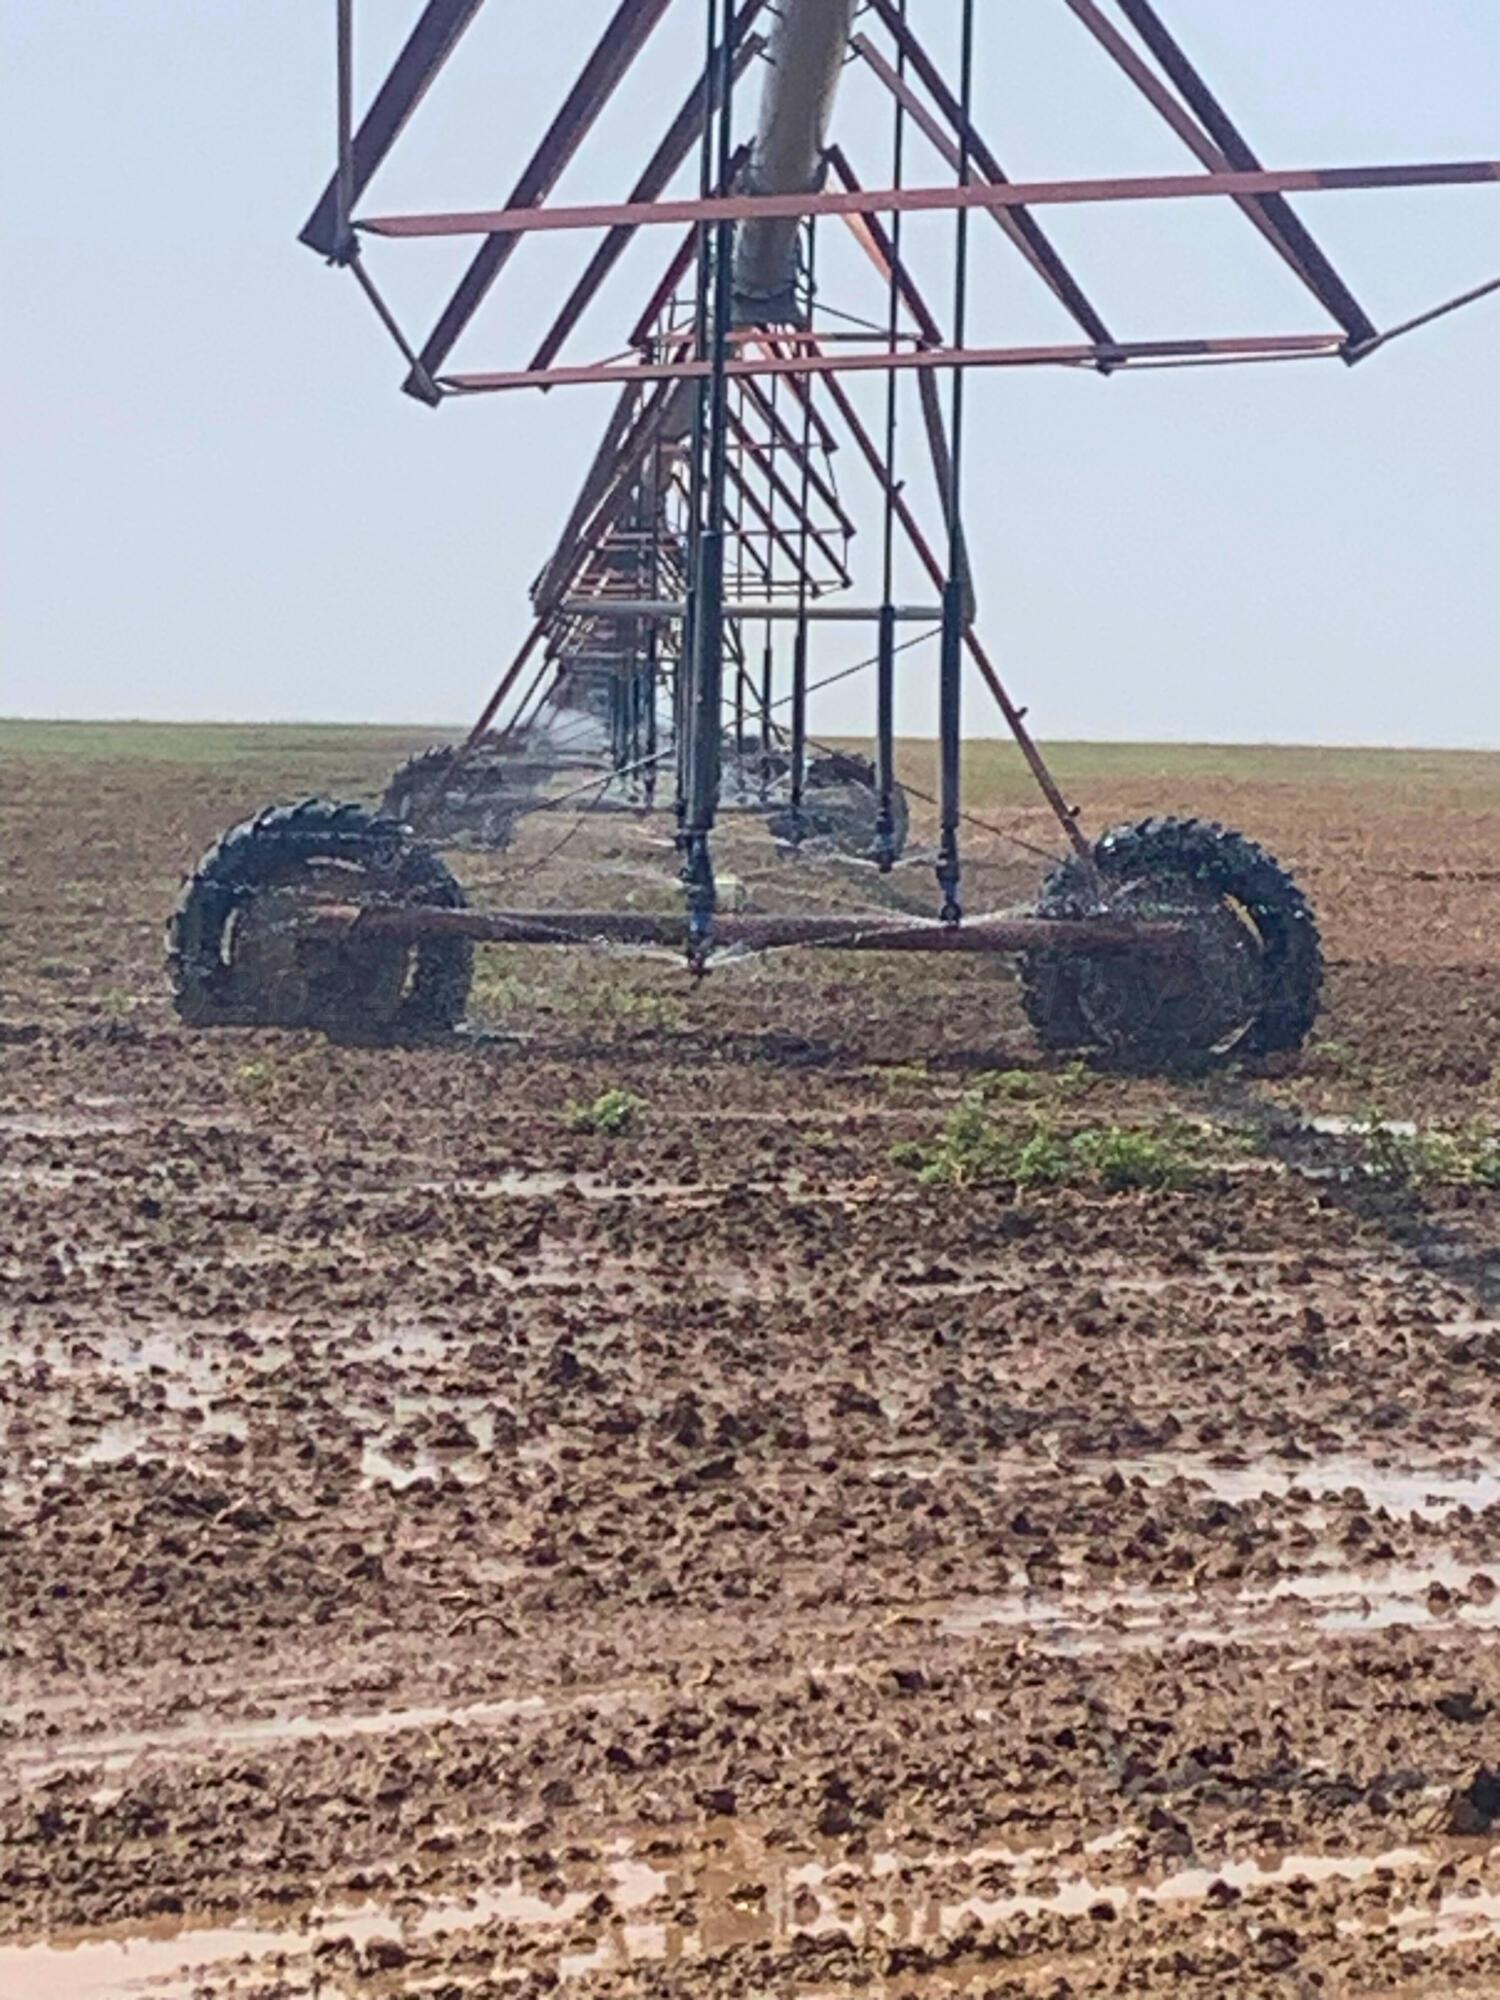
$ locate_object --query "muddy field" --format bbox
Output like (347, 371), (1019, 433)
(3, 722), (1500, 1999)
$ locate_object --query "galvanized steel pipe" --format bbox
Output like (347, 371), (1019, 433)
(732, 0), (856, 323)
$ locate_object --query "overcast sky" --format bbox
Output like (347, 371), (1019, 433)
(3, 1), (1497, 745)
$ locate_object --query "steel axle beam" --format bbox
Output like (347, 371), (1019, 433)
(314, 905), (1185, 956)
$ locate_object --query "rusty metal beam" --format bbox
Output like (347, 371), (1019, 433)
(301, 0), (488, 257)
(531, 360), (693, 611)
(531, 375), (660, 612)
(736, 378), (849, 524)
(405, 0), (676, 401)
(810, 356), (1092, 864)
(1103, 0), (1378, 350)
(809, 360), (948, 597)
(346, 255), (427, 373)
(732, 398), (852, 544)
(726, 410), (850, 579)
(629, 231), (705, 351)
(824, 145), (944, 345)
(815, 148), (974, 616)
(851, 34), (1077, 327)
(1346, 270), (1500, 364)
(529, 14), (767, 373)
(742, 364), (839, 457)
(722, 442), (850, 590)
(853, 11), (1116, 349)
(715, 482), (776, 588)
(625, 139), (755, 352)
(461, 615), (549, 749)
(442, 331), (1342, 395)
(1058, 0), (1348, 314)
(316, 904), (1185, 956)
(361, 158), (1500, 242)
(560, 599), (938, 620)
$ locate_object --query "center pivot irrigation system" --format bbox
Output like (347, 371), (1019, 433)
(171, 0), (1499, 1069)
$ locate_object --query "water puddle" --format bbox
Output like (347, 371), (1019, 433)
(1108, 1450), (1500, 1519)
(0, 1163), (85, 1191)
(76, 1411), (249, 1470)
(0, 1103), (244, 1143)
(1307, 1115), (1419, 1140)
(0, 1324), (267, 1435)
(9, 1693), (549, 1781)
(913, 1843), (1429, 1933)
(0, 1819), (1465, 2000)
(357, 1391), (501, 1489)
(359, 1438), (492, 1489)
(404, 1170), (733, 1205)
(399, 1169), (889, 1209)
(940, 1557), (1500, 1649)
(1394, 1884), (1500, 1951)
(0, 1102), (143, 1140)
(0, 1320), (530, 1502)
(2, 1400), (251, 1504)
(0, 1918), (323, 2000)
(873, 1448), (1500, 1526)
(0, 1851), (668, 2000)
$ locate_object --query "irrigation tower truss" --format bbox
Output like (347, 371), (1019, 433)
(168, 0), (1500, 1070)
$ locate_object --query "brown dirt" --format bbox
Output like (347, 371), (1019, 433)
(3, 730), (1500, 1999)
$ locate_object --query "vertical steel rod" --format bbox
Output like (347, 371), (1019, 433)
(788, 230), (818, 828)
(875, 600), (897, 863)
(790, 616), (809, 816)
(875, 0), (907, 872)
(733, 624), (746, 751)
(698, 0), (737, 813)
(677, 0), (722, 829)
(809, 351), (1088, 864)
(681, 0), (737, 955)
(335, 0), (355, 257)
(937, 0), (976, 924)
(759, 357), (779, 787)
(759, 624), (775, 789)
(643, 426), (663, 805)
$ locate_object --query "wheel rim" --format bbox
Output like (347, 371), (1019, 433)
(796, 779), (878, 854)
(1076, 878), (1265, 1063)
(224, 863), (411, 1029)
(772, 775), (901, 859)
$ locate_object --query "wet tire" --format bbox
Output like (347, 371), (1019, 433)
(1020, 817), (1322, 1068)
(383, 744), (517, 852)
(168, 799), (473, 1036)
(767, 752), (910, 861)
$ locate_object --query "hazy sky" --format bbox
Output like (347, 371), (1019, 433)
(3, 1), (1497, 745)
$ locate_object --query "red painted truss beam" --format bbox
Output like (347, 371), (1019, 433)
(402, 0), (676, 401)
(440, 332), (1342, 396)
(360, 158), (1500, 242)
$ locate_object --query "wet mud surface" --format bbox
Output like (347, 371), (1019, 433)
(3, 731), (1500, 1996)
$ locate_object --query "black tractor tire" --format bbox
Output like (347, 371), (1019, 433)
(168, 799), (473, 1037)
(768, 751), (910, 861)
(383, 744), (456, 822)
(1021, 817), (1322, 1068)
(383, 743), (517, 852)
